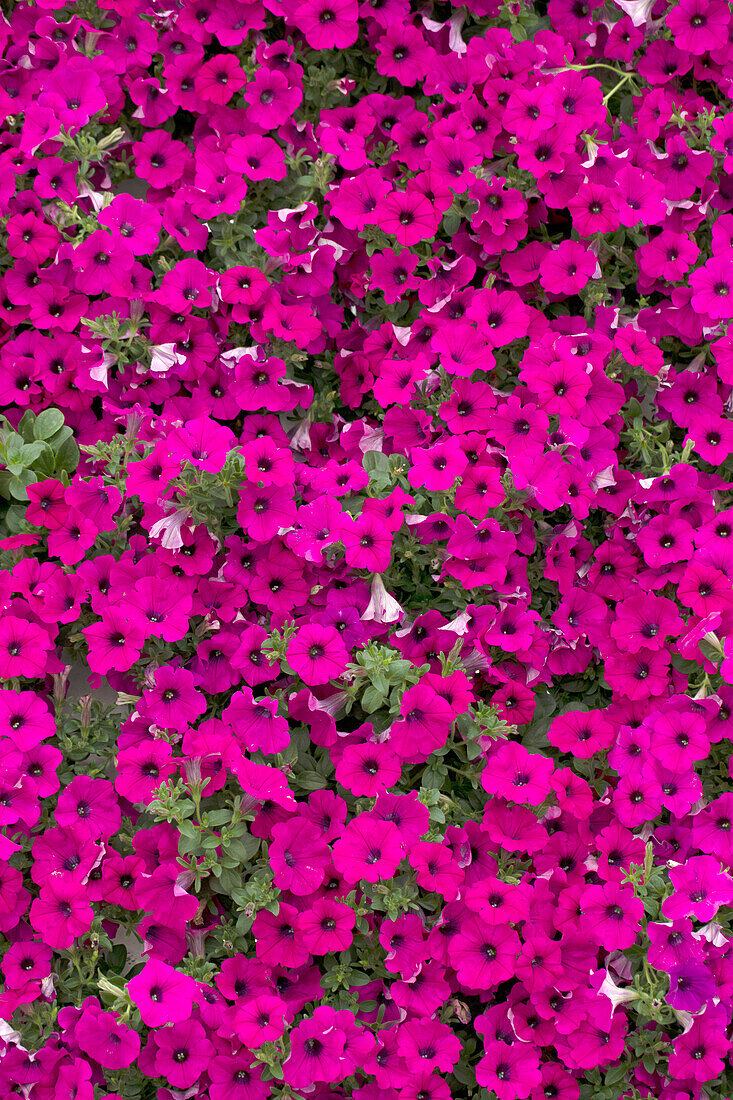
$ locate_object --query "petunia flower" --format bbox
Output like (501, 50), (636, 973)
(269, 818), (330, 895)
(296, 897), (356, 954)
(332, 814), (405, 884)
(29, 878), (94, 950)
(287, 624), (349, 686)
(127, 959), (197, 1027)
(148, 1018), (214, 1089)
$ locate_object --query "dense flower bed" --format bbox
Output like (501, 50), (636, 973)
(1, 0), (733, 1097)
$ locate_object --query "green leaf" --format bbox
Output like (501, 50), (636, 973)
(388, 659), (414, 679)
(205, 810), (232, 828)
(442, 213), (460, 236)
(452, 1062), (476, 1086)
(107, 943), (127, 973)
(46, 425), (73, 450)
(346, 970), (373, 986)
(363, 451), (390, 474)
(295, 770), (328, 791)
(9, 471), (36, 500)
(16, 411), (36, 443)
(20, 442), (47, 466)
(33, 409), (65, 440)
(5, 435), (23, 467)
(54, 436), (80, 473)
(422, 765), (447, 789)
(4, 504), (27, 532)
(371, 671), (389, 696)
(33, 448), (57, 479)
(225, 834), (261, 862)
(604, 1066), (628, 1087)
(213, 867), (243, 894)
(179, 832), (202, 855)
(361, 685), (385, 713)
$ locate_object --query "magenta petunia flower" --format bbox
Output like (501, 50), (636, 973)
(519, 343), (591, 417)
(297, 0), (359, 49)
(283, 1006), (346, 1088)
(0, 689), (55, 751)
(397, 1017), (461, 1074)
(75, 1002), (141, 1070)
(547, 708), (615, 759)
(132, 129), (191, 188)
(648, 708), (710, 773)
(332, 814), (405, 884)
(55, 775), (121, 840)
(115, 740), (176, 804)
(449, 917), (520, 990)
(690, 254), (733, 321)
(341, 512), (394, 573)
(668, 1005), (730, 1083)
(0, 617), (52, 680)
(390, 682), (454, 761)
(127, 959), (197, 1028)
(139, 666), (206, 733)
(378, 189), (440, 246)
(408, 437), (467, 492)
(252, 903), (311, 969)
(613, 772), (663, 828)
(482, 741), (555, 806)
(580, 881), (644, 951)
(233, 992), (287, 1047)
(225, 134), (288, 182)
(29, 878), (94, 950)
(604, 647), (671, 701)
(369, 246), (422, 303)
(96, 853), (146, 911)
(29, 825), (97, 888)
(335, 740), (402, 797)
(166, 415), (235, 473)
(465, 876), (530, 925)
(98, 193), (161, 255)
(194, 53), (246, 104)
(237, 481), (296, 543)
(666, 0), (730, 54)
(1, 941), (52, 992)
(223, 688), (289, 755)
(296, 897), (356, 954)
(6, 212), (59, 265)
(540, 240), (598, 295)
(83, 608), (146, 676)
(609, 592), (684, 653)
(663, 855), (733, 921)
(287, 624), (349, 686)
(121, 575), (193, 644)
(269, 818), (330, 895)
(475, 1038), (541, 1100)
(244, 67), (302, 129)
(156, 259), (217, 314)
(149, 1018), (214, 1088)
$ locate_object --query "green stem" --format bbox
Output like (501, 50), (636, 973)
(564, 62), (635, 77)
(603, 71), (636, 105)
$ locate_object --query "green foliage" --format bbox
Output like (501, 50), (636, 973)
(0, 408), (79, 517)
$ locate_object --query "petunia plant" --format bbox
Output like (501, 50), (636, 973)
(2, 0), (733, 1099)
